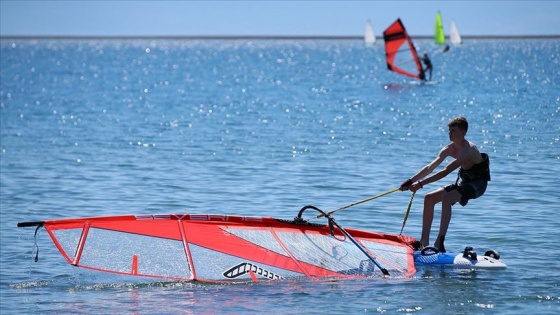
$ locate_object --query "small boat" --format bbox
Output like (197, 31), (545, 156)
(364, 18), (376, 46)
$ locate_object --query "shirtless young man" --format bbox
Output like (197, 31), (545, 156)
(400, 117), (490, 252)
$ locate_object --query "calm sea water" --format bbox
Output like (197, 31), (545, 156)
(1, 38), (559, 314)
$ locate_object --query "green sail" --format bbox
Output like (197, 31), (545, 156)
(434, 11), (445, 45)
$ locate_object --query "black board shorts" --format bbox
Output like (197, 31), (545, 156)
(444, 179), (488, 206)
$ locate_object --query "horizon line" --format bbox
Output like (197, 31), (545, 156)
(2, 35), (560, 40)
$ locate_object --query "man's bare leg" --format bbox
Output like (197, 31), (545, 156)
(435, 190), (463, 252)
(419, 188), (446, 246)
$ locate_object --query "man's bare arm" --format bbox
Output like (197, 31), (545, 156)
(410, 146), (451, 182)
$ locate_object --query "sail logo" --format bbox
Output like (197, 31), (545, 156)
(223, 262), (284, 280)
(135, 214), (190, 220)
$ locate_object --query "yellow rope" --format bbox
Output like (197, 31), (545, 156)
(399, 191), (416, 235)
(316, 187), (400, 218)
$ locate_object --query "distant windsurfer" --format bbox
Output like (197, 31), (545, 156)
(399, 117), (490, 252)
(421, 53), (432, 81)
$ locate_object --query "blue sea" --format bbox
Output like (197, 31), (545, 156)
(1, 38), (559, 314)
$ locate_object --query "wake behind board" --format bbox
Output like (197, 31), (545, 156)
(408, 80), (438, 86)
(414, 246), (506, 270)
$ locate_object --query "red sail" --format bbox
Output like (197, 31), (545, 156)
(383, 18), (425, 80)
(19, 214), (416, 283)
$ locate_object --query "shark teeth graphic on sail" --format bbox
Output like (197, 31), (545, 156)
(189, 243), (302, 281)
(223, 262), (284, 280)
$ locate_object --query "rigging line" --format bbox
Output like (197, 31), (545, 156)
(399, 191), (416, 235)
(33, 224), (42, 262)
(316, 187), (400, 219)
(298, 205), (390, 276)
(328, 217), (390, 276)
(16, 221), (45, 262)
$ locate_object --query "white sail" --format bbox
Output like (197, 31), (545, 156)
(364, 19), (376, 46)
(450, 19), (462, 45)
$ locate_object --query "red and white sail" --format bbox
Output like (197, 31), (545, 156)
(383, 18), (425, 80)
(20, 213), (416, 283)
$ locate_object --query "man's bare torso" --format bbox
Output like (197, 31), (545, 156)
(446, 140), (482, 170)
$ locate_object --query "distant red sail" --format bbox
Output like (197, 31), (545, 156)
(383, 18), (425, 80)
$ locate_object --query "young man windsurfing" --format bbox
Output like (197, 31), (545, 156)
(399, 117), (490, 252)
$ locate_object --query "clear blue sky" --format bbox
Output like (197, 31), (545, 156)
(1, 1), (559, 37)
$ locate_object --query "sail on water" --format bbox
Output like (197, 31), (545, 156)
(18, 208), (416, 283)
(450, 19), (462, 45)
(383, 18), (425, 80)
(364, 19), (376, 46)
(434, 11), (445, 46)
